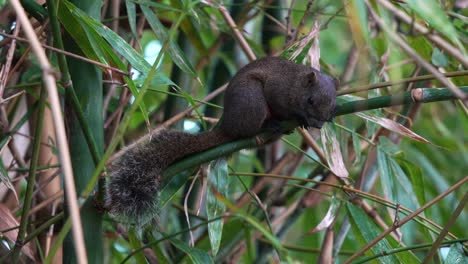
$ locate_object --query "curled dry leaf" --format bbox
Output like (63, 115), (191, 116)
(306, 197), (340, 235)
(0, 204), (35, 261)
(290, 21), (320, 66)
(357, 112), (432, 144)
(320, 124), (349, 178)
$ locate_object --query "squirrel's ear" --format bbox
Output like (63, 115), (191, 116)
(333, 78), (340, 89)
(306, 71), (317, 84)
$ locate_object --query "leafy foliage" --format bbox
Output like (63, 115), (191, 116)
(0, 0), (466, 263)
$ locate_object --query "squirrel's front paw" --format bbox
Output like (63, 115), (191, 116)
(255, 135), (265, 146)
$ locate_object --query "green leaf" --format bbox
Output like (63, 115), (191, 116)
(134, 72), (177, 87)
(216, 195), (286, 259)
(320, 123), (348, 178)
(395, 158), (426, 207)
(57, 1), (102, 62)
(431, 48), (448, 67)
(349, 0), (370, 43)
(168, 237), (213, 264)
(351, 131), (362, 164)
(347, 203), (399, 263)
(206, 158), (229, 256)
(159, 171), (189, 207)
(377, 147), (396, 202)
(125, 0), (139, 45)
(140, 5), (197, 77)
(62, 0), (151, 73)
(444, 243), (468, 264)
(347, 203), (419, 263)
(127, 228), (148, 264)
(405, 0), (465, 54)
(59, 0), (152, 129)
(0, 160), (14, 195)
(132, 0), (181, 12)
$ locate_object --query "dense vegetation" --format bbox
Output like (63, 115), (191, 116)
(0, 0), (466, 263)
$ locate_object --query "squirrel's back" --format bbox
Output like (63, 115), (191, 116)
(106, 57), (337, 225)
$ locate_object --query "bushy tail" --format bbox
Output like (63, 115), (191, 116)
(105, 129), (230, 226)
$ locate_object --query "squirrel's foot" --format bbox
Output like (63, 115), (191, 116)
(255, 132), (283, 146)
(255, 135), (265, 146)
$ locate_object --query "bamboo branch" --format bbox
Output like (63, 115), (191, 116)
(9, 0), (88, 263)
(10, 86), (46, 261)
(377, 0), (468, 68)
(162, 86), (468, 182)
(365, 1), (466, 101)
(343, 176), (468, 264)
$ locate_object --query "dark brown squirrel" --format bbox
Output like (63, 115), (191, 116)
(106, 57), (338, 225)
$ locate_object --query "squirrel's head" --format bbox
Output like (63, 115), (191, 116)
(299, 69), (338, 129)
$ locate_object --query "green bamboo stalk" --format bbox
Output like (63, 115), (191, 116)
(23, 212), (64, 244)
(50, 0), (105, 262)
(46, 0), (101, 165)
(44, 218), (72, 264)
(10, 86), (47, 262)
(46, 7), (190, 261)
(163, 87), (468, 181)
(336, 87), (468, 115)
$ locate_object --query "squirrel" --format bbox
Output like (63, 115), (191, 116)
(106, 57), (338, 226)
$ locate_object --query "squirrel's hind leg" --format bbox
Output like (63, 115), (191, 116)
(221, 79), (268, 138)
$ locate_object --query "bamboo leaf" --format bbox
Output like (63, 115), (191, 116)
(125, 0), (138, 42)
(348, 203), (399, 263)
(0, 160), (15, 196)
(62, 0), (151, 73)
(357, 112), (431, 144)
(320, 123), (349, 178)
(377, 146), (396, 202)
(405, 0), (465, 53)
(307, 196), (340, 234)
(395, 157), (426, 207)
(168, 237), (213, 264)
(444, 243), (468, 264)
(432, 48), (448, 67)
(140, 5), (197, 77)
(127, 228), (148, 264)
(160, 170), (193, 207)
(351, 131), (362, 164)
(58, 0), (154, 131)
(347, 203), (419, 263)
(206, 158), (229, 256)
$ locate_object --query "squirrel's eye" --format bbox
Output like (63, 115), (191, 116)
(307, 97), (315, 105)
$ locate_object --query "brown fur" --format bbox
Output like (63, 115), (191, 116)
(106, 57), (337, 226)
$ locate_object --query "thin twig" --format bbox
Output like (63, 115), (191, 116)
(365, 1), (466, 101)
(9, 1), (88, 263)
(377, 0), (468, 69)
(285, 0), (296, 45)
(0, 32), (130, 76)
(0, 21), (21, 98)
(293, 0), (315, 41)
(422, 191), (468, 263)
(343, 176), (468, 264)
(338, 70), (468, 96)
(212, 1), (257, 61)
(298, 128), (327, 164)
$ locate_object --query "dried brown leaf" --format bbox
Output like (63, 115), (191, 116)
(357, 113), (432, 144)
(0, 204), (36, 261)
